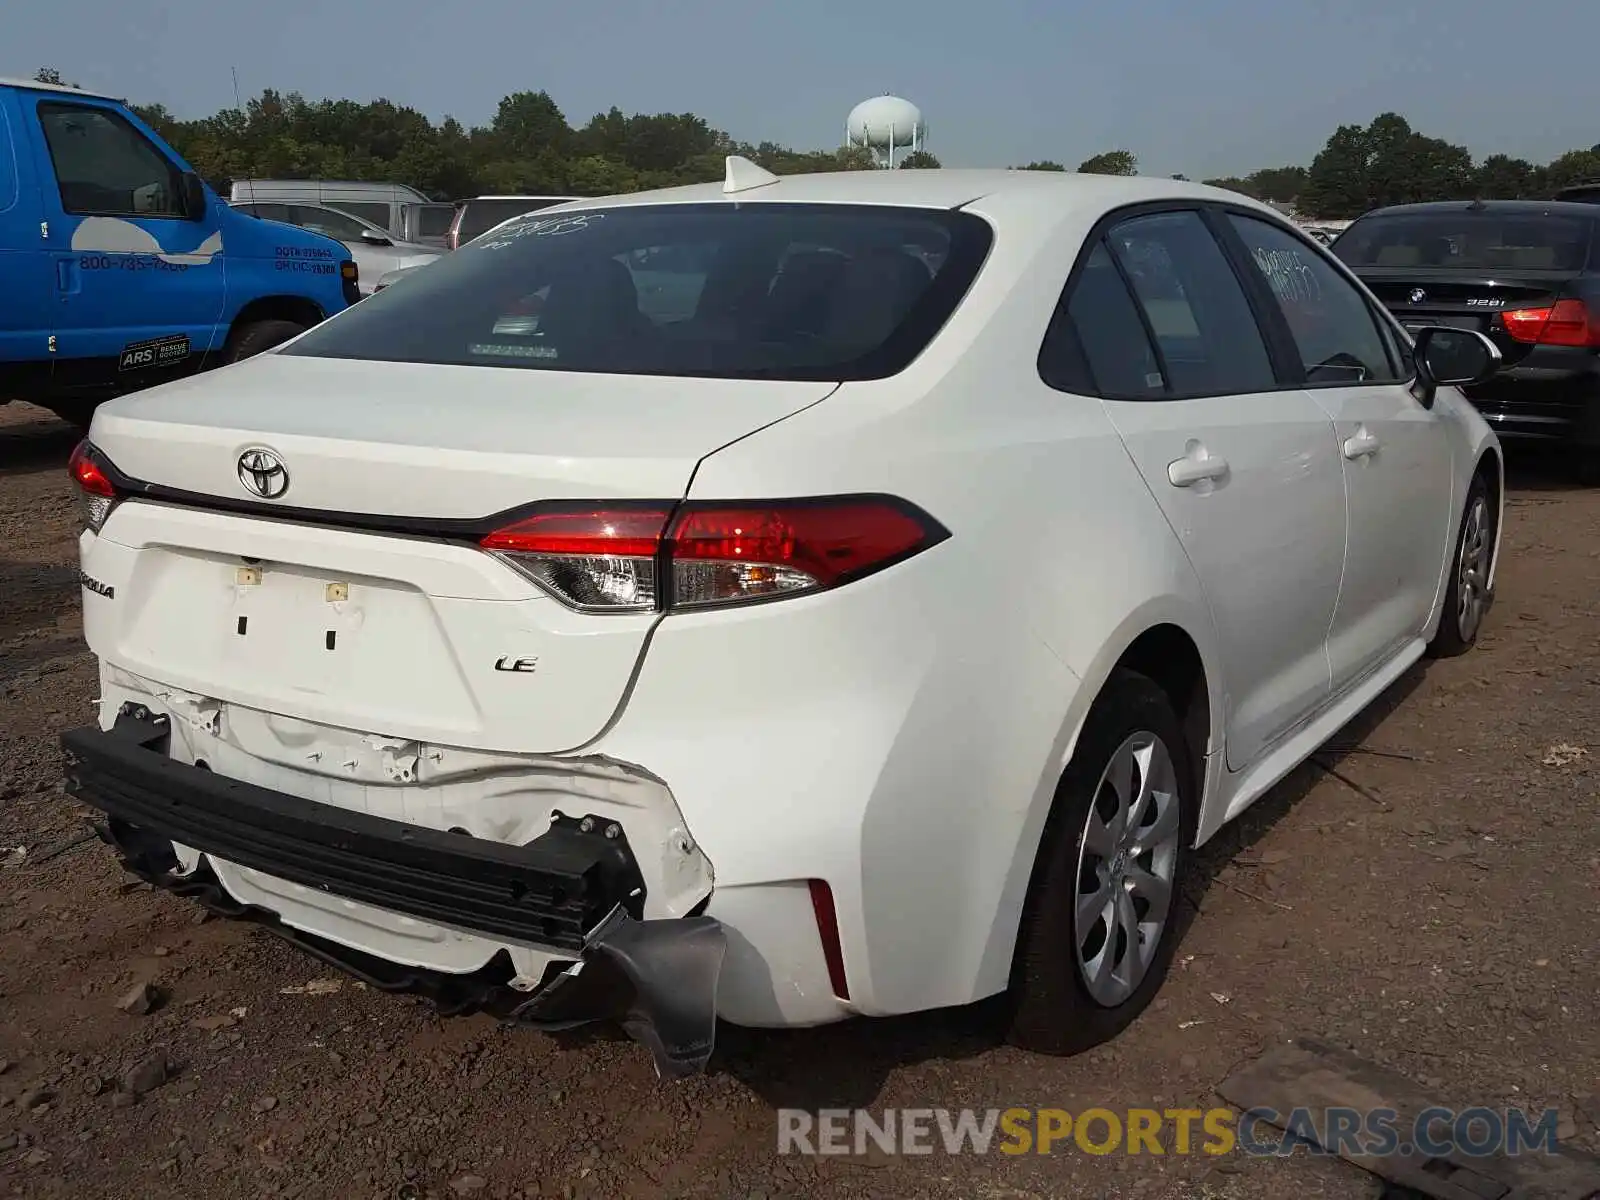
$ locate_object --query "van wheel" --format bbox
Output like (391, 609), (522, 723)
(225, 319), (307, 364)
(1007, 669), (1196, 1056)
(44, 402), (97, 433)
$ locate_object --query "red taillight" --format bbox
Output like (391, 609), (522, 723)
(669, 500), (936, 608)
(480, 497), (946, 613)
(1500, 298), (1600, 347)
(808, 879), (850, 1000)
(68, 440), (119, 532)
(481, 507), (670, 613)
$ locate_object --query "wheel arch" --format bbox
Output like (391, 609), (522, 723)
(975, 602), (1224, 1000)
(225, 295), (325, 344)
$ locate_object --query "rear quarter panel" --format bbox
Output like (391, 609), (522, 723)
(608, 192), (1225, 1014)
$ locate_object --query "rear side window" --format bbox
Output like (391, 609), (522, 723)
(283, 203), (994, 382)
(1333, 210), (1592, 272)
(286, 204), (372, 241)
(327, 200), (392, 229)
(240, 202), (291, 222)
(1106, 210), (1277, 397)
(1042, 241), (1166, 397)
(1230, 214), (1403, 385)
(459, 198), (569, 243)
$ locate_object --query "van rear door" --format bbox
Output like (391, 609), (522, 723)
(23, 93), (227, 374)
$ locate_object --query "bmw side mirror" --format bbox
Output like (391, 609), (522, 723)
(359, 228), (393, 246)
(180, 172), (207, 222)
(1410, 326), (1501, 408)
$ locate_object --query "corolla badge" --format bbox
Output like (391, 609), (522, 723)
(237, 448), (289, 499)
(1409, 288), (1427, 304)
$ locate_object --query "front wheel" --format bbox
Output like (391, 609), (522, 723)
(224, 319), (307, 364)
(1427, 473), (1494, 658)
(1007, 669), (1196, 1056)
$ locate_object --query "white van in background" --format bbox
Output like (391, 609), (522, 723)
(228, 180), (454, 247)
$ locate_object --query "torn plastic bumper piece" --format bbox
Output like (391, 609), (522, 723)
(61, 703), (727, 1079)
(510, 907), (726, 1081)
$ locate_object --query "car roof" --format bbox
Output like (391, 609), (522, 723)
(1357, 199), (1600, 219)
(0, 75), (123, 102)
(542, 167), (1278, 235)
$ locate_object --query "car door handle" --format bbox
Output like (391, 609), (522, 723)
(1167, 450), (1230, 487)
(1342, 428), (1380, 460)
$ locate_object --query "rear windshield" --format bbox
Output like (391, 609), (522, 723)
(457, 197), (571, 243)
(1332, 211), (1593, 272)
(1555, 185), (1600, 203)
(285, 203), (993, 381)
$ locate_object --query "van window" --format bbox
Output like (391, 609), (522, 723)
(417, 204), (455, 238)
(284, 202), (994, 382)
(37, 101), (183, 219)
(328, 201), (392, 229)
(0, 100), (16, 211)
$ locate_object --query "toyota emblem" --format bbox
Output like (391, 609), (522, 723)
(237, 447), (289, 499)
(1409, 287), (1427, 305)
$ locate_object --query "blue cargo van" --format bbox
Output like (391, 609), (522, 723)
(0, 76), (359, 428)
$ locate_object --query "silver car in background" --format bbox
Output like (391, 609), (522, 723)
(232, 201), (444, 296)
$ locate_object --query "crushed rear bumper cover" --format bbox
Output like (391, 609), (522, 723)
(60, 705), (725, 1079)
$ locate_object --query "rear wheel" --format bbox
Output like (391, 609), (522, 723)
(1427, 472), (1494, 658)
(224, 319), (307, 364)
(43, 401), (97, 433)
(1007, 669), (1196, 1055)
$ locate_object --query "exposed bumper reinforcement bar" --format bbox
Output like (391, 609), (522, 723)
(62, 705), (725, 1079)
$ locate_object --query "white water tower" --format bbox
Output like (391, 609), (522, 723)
(845, 95), (926, 168)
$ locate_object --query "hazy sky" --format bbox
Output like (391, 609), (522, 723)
(11, 0), (1600, 178)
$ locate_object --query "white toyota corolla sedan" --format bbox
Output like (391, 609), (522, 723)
(62, 160), (1504, 1078)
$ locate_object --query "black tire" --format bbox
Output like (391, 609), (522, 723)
(1007, 669), (1197, 1056)
(1426, 472), (1494, 659)
(43, 402), (96, 433)
(1574, 452), (1600, 488)
(225, 319), (307, 364)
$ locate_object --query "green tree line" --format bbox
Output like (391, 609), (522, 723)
(1202, 113), (1600, 217)
(35, 70), (1600, 216)
(35, 68), (939, 198)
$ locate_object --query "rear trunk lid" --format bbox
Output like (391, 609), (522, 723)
(1352, 268), (1582, 367)
(84, 353), (835, 752)
(1333, 204), (1597, 367)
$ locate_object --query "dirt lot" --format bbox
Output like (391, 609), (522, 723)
(2, 399), (1597, 1200)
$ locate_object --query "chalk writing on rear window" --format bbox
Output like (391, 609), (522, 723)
(1251, 245), (1322, 305)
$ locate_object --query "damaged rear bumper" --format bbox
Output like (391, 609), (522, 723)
(61, 705), (726, 1079)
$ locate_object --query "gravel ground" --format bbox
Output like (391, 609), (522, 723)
(2, 400), (1597, 1200)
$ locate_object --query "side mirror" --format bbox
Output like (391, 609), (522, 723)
(180, 172), (207, 222)
(1410, 326), (1501, 407)
(359, 228), (393, 246)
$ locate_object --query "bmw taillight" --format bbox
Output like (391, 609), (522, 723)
(1500, 298), (1600, 347)
(68, 440), (120, 533)
(480, 497), (948, 614)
